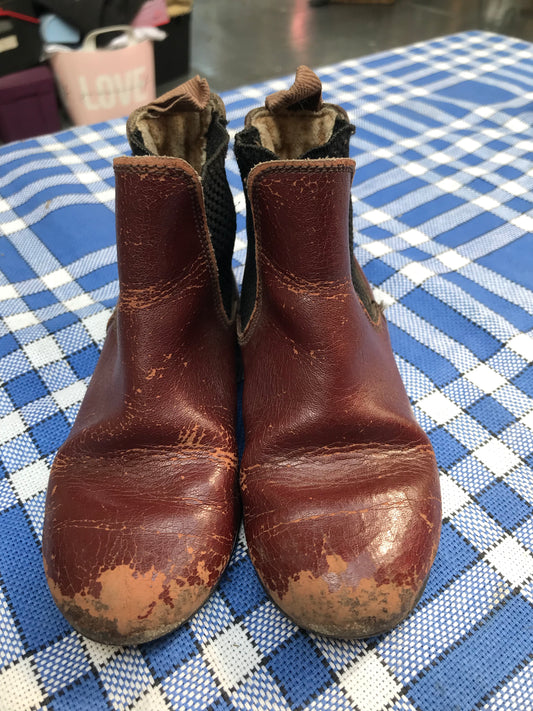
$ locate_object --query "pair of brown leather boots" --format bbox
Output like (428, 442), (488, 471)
(42, 67), (441, 646)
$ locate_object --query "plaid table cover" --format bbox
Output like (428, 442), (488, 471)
(1, 29), (532, 711)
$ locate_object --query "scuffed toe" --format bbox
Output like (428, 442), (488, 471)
(45, 558), (219, 646)
(43, 450), (238, 645)
(266, 558), (429, 639)
(243, 446), (441, 638)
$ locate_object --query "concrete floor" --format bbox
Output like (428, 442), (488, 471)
(175, 0), (533, 93)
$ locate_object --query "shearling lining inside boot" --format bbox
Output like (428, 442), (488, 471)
(246, 105), (343, 159)
(133, 100), (216, 173)
(126, 75), (228, 174)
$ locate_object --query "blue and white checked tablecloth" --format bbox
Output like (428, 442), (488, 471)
(1, 29), (533, 711)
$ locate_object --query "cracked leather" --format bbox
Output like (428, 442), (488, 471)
(239, 158), (442, 638)
(42, 155), (239, 645)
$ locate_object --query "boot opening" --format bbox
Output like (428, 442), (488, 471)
(134, 98), (221, 173)
(246, 105), (345, 160)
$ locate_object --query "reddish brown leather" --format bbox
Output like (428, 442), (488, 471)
(42, 156), (239, 645)
(239, 158), (441, 638)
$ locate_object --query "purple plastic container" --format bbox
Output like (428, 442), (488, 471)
(0, 65), (61, 143)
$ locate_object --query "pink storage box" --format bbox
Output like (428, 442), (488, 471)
(50, 26), (156, 126)
(0, 64), (61, 143)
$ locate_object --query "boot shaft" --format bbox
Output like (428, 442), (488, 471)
(246, 158), (355, 287)
(66, 80), (239, 446)
(113, 156), (228, 324)
(236, 68), (424, 457)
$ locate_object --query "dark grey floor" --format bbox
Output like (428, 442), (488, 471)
(167, 0), (533, 94)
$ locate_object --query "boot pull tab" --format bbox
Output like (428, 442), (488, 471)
(265, 65), (323, 113)
(143, 75), (211, 116)
(126, 75), (223, 160)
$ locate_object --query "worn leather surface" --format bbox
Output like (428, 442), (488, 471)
(42, 156), (239, 645)
(239, 158), (441, 638)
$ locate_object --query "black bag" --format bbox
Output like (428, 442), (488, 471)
(36, 0), (145, 35)
(0, 0), (41, 77)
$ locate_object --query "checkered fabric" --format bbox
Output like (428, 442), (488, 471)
(1, 29), (532, 711)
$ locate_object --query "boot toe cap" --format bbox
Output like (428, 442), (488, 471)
(45, 558), (216, 646)
(43, 452), (238, 645)
(243, 445), (441, 638)
(265, 554), (430, 639)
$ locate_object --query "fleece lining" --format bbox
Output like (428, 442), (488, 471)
(246, 105), (344, 160)
(133, 98), (217, 173)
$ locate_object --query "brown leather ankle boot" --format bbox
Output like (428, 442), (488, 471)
(234, 67), (441, 638)
(42, 78), (240, 646)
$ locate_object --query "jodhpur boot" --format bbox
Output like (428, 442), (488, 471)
(42, 77), (239, 645)
(234, 67), (441, 638)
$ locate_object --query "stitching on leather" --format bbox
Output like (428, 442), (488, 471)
(51, 520), (235, 536)
(248, 502), (432, 536)
(240, 442), (435, 472)
(356, 291), (384, 329)
(251, 161), (354, 177)
(350, 254), (384, 329)
(297, 442), (434, 452)
(118, 260), (207, 311)
(237, 160), (381, 329)
(115, 162), (184, 177)
(238, 183), (264, 344)
(261, 250), (353, 295)
(56, 444), (237, 462)
(185, 176), (236, 330)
